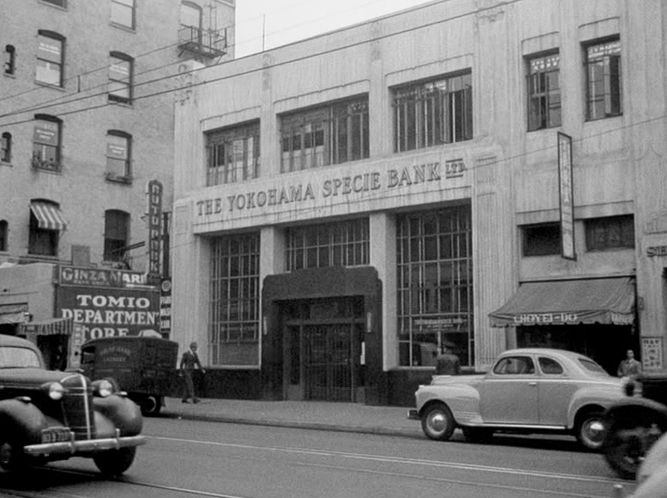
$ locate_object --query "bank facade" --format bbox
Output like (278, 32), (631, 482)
(173, 0), (667, 405)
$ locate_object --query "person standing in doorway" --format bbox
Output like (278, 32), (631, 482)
(435, 341), (461, 375)
(617, 349), (642, 378)
(180, 341), (205, 403)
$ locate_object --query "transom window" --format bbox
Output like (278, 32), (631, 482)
(209, 233), (260, 367)
(36, 31), (64, 87)
(393, 72), (472, 152)
(280, 97), (369, 172)
(585, 215), (634, 251)
(111, 0), (135, 29)
(397, 205), (473, 367)
(108, 52), (133, 103)
(106, 131), (131, 181)
(206, 121), (259, 186)
(585, 38), (622, 120)
(32, 115), (61, 171)
(104, 210), (130, 262)
(527, 53), (561, 131)
(286, 218), (369, 271)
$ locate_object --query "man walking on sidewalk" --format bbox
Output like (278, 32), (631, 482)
(180, 341), (205, 403)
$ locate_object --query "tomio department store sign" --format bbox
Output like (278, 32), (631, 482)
(56, 266), (159, 341)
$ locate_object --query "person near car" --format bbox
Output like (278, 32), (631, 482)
(435, 341), (461, 375)
(180, 341), (205, 403)
(617, 349), (642, 378)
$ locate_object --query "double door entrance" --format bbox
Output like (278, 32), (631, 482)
(283, 298), (365, 402)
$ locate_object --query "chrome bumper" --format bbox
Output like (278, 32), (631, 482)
(24, 434), (146, 457)
(407, 409), (420, 420)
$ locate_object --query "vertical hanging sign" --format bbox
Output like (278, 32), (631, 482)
(147, 180), (163, 281)
(557, 132), (575, 260)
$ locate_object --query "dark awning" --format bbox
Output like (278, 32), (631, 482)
(30, 201), (67, 231)
(489, 277), (635, 328)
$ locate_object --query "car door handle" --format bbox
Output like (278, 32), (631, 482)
(528, 382), (537, 386)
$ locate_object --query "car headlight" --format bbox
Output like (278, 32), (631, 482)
(92, 379), (115, 398)
(45, 382), (65, 400)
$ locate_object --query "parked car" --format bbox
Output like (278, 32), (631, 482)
(602, 372), (667, 479)
(80, 336), (179, 416)
(0, 334), (145, 475)
(408, 348), (625, 450)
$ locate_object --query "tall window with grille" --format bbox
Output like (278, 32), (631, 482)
(36, 31), (64, 87)
(32, 115), (61, 171)
(106, 131), (131, 181)
(104, 210), (130, 262)
(280, 97), (369, 172)
(108, 52), (132, 104)
(393, 72), (472, 153)
(209, 233), (260, 366)
(206, 121), (259, 186)
(585, 38), (622, 120)
(286, 218), (369, 271)
(527, 53), (561, 131)
(396, 205), (473, 367)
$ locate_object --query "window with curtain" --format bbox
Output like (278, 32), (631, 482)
(36, 31), (64, 87)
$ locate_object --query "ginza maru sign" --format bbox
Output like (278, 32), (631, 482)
(196, 159), (466, 221)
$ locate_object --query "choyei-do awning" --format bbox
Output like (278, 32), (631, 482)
(489, 277), (635, 328)
(30, 201), (67, 231)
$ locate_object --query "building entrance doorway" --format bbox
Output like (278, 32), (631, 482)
(282, 297), (365, 402)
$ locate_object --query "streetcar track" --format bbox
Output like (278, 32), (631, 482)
(150, 435), (627, 486)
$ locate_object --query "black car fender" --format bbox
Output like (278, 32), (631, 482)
(93, 394), (143, 436)
(0, 398), (49, 444)
(604, 397), (667, 426)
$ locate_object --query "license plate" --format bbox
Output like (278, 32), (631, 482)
(41, 427), (72, 444)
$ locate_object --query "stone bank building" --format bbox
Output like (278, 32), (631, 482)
(173, 0), (667, 405)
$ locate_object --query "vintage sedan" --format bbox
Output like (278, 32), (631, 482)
(0, 334), (145, 475)
(408, 348), (625, 450)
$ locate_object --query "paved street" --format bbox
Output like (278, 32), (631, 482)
(0, 416), (635, 498)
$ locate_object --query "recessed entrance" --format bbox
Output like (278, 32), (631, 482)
(282, 297), (365, 402)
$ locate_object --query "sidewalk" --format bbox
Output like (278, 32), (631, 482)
(160, 397), (424, 438)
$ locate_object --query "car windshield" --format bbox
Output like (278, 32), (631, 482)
(0, 347), (42, 368)
(577, 357), (608, 375)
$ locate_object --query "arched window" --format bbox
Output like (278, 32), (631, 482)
(108, 52), (133, 103)
(104, 210), (130, 262)
(1, 132), (11, 163)
(0, 220), (7, 252)
(36, 30), (65, 87)
(32, 114), (62, 171)
(106, 130), (132, 181)
(4, 45), (15, 75)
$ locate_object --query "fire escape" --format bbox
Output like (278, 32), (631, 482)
(178, 25), (227, 60)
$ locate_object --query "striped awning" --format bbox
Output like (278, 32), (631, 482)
(20, 317), (73, 336)
(30, 201), (67, 231)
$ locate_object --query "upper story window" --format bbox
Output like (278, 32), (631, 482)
(106, 130), (132, 182)
(32, 115), (61, 171)
(522, 223), (561, 256)
(527, 53), (561, 131)
(585, 215), (634, 251)
(181, 1), (202, 30)
(104, 209), (130, 262)
(29, 199), (66, 256)
(206, 121), (259, 186)
(36, 31), (64, 87)
(4, 45), (15, 75)
(0, 220), (7, 252)
(393, 72), (472, 153)
(41, 0), (67, 6)
(280, 97), (369, 173)
(1, 132), (11, 163)
(585, 38), (622, 120)
(108, 52), (133, 104)
(111, 0), (135, 29)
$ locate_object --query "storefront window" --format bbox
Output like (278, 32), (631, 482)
(209, 233), (260, 366)
(286, 218), (369, 270)
(396, 205), (473, 367)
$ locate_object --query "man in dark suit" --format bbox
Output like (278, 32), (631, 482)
(180, 341), (205, 403)
(435, 341), (461, 375)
